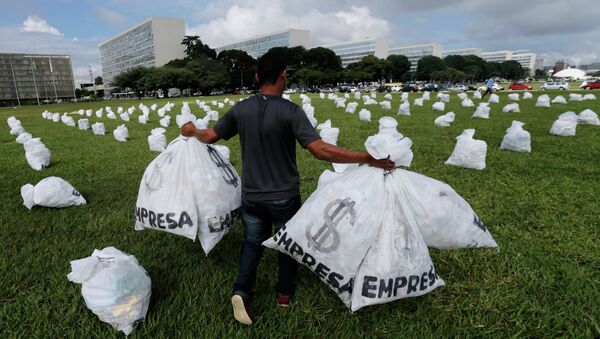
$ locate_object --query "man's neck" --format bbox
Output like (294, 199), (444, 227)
(260, 85), (281, 96)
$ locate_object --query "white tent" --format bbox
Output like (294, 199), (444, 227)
(553, 68), (587, 80)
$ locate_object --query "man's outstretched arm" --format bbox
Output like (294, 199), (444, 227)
(180, 122), (220, 144)
(306, 139), (395, 170)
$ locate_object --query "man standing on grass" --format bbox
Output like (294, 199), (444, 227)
(481, 76), (496, 99)
(180, 50), (394, 325)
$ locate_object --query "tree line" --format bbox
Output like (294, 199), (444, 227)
(112, 36), (528, 98)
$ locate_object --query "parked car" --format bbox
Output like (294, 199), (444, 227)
(540, 82), (569, 90)
(448, 84), (467, 92)
(467, 84), (478, 91)
(338, 83), (353, 92)
(389, 84), (403, 92)
(508, 82), (533, 90)
(420, 84), (439, 92)
(478, 84), (504, 92)
(580, 79), (600, 90)
(401, 84), (419, 92)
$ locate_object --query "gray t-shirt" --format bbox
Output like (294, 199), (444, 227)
(214, 93), (321, 201)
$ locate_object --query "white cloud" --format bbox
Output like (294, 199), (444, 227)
(186, 1), (390, 47)
(96, 8), (125, 28)
(21, 15), (61, 35)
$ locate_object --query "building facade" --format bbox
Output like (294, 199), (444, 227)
(213, 29), (310, 59)
(0, 53), (75, 105)
(512, 52), (537, 75)
(388, 43), (443, 71)
(324, 38), (388, 67)
(481, 50), (513, 63)
(99, 17), (185, 87)
(442, 47), (483, 57)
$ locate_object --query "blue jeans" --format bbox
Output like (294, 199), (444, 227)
(233, 195), (302, 301)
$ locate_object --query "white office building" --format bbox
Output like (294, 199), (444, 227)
(481, 50), (513, 63)
(512, 52), (537, 75)
(99, 17), (185, 87)
(213, 29), (310, 59)
(442, 48), (483, 57)
(388, 43), (443, 71)
(324, 38), (388, 67)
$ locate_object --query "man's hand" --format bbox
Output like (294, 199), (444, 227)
(181, 122), (196, 137)
(367, 155), (395, 170)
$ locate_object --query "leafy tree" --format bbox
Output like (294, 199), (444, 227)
(303, 47), (342, 71)
(181, 35), (217, 60)
(485, 62), (503, 78)
(111, 66), (148, 98)
(185, 57), (229, 95)
(94, 76), (103, 85)
(500, 60), (526, 80)
(385, 55), (411, 82)
(534, 69), (548, 79)
(431, 67), (468, 82)
(443, 55), (466, 71)
(217, 49), (257, 88)
(164, 58), (188, 68)
(416, 55), (446, 81)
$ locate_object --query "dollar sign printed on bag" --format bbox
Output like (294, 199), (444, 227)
(306, 198), (357, 253)
(473, 214), (487, 232)
(207, 145), (238, 188)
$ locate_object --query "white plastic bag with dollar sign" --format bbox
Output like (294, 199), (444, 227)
(263, 165), (386, 308)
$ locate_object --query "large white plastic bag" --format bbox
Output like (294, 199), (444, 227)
(445, 129), (487, 170)
(569, 93), (583, 101)
(551, 95), (567, 104)
(380, 101), (391, 110)
(502, 103), (520, 113)
(414, 98), (423, 106)
(434, 112), (455, 127)
(159, 116), (171, 128)
(536, 94), (550, 107)
(113, 125), (128, 142)
(422, 91), (430, 101)
(213, 144), (231, 162)
(523, 92), (533, 99)
(358, 109), (371, 122)
(397, 101), (410, 116)
(25, 144), (51, 170)
(364, 117), (413, 167)
(263, 165), (387, 307)
(472, 103), (490, 119)
(67, 247), (151, 335)
(473, 91), (482, 99)
(148, 128), (167, 152)
(92, 122), (106, 136)
(350, 188), (445, 312)
(387, 169), (497, 249)
(550, 112), (577, 136)
(134, 136), (241, 254)
(7, 116), (21, 128)
(21, 176), (86, 209)
(78, 119), (90, 130)
(488, 93), (499, 103)
(320, 127), (340, 145)
(500, 121), (531, 152)
(437, 93), (450, 103)
(16, 132), (32, 144)
(10, 124), (26, 136)
(457, 92), (467, 101)
(461, 99), (474, 107)
(508, 93), (519, 101)
(577, 109), (600, 125)
(583, 94), (596, 100)
(432, 101), (445, 111)
(345, 102), (358, 114)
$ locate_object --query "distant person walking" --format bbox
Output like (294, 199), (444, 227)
(481, 77), (495, 99)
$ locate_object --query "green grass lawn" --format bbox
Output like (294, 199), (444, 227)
(1, 90), (599, 337)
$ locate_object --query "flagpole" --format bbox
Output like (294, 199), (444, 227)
(30, 57), (40, 105)
(9, 54), (21, 107)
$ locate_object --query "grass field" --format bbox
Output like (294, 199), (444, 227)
(1, 90), (599, 337)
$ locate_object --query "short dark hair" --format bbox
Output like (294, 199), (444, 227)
(256, 50), (286, 86)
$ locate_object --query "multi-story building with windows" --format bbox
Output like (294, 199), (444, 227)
(98, 17), (185, 87)
(213, 29), (310, 59)
(0, 53), (75, 105)
(323, 38), (388, 67)
(442, 47), (483, 57)
(512, 52), (537, 75)
(481, 50), (513, 63)
(388, 43), (443, 71)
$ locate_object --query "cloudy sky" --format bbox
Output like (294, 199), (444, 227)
(1, 0), (598, 84)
